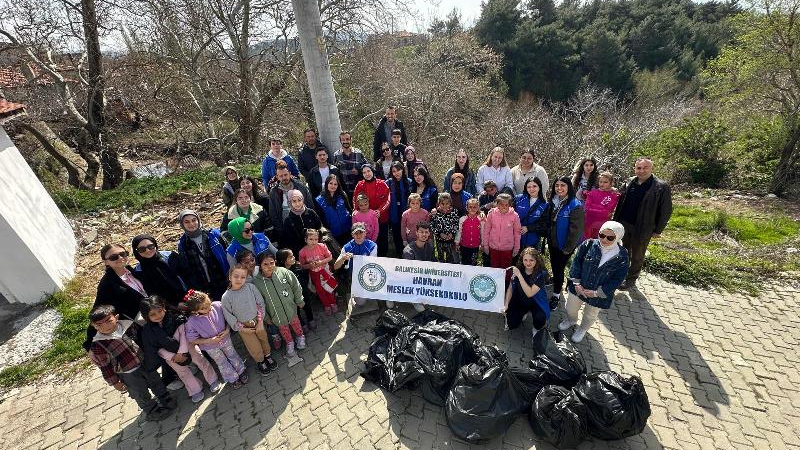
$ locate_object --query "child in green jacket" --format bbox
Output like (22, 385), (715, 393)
(252, 252), (306, 358)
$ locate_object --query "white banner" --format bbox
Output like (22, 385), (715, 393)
(350, 255), (506, 313)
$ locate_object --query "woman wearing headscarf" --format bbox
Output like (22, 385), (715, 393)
(225, 216), (278, 267)
(353, 163), (391, 256)
(131, 234), (188, 311)
(175, 210), (230, 301)
(283, 189), (322, 257)
(559, 221), (629, 343)
(221, 166), (241, 207)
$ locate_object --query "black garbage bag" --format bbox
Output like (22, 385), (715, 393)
(572, 371), (651, 440)
(411, 309), (450, 325)
(445, 359), (531, 442)
(414, 321), (481, 405)
(374, 309), (410, 337)
(361, 334), (393, 387)
(475, 344), (507, 366)
(529, 385), (589, 449)
(510, 366), (549, 408)
(384, 325), (426, 391)
(530, 328), (586, 387)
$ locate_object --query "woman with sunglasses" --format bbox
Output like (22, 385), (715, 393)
(559, 221), (629, 343)
(131, 234), (188, 311)
(225, 217), (277, 267)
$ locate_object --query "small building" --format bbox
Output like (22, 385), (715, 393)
(0, 99), (76, 304)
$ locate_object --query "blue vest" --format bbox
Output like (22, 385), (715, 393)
(315, 195), (352, 237)
(511, 270), (550, 321)
(419, 185), (438, 211)
(178, 228), (230, 275)
(387, 178), (411, 223)
(515, 195), (548, 248)
(555, 197), (582, 251)
(226, 233), (272, 259)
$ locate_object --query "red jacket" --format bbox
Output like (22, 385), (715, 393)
(354, 178), (391, 224)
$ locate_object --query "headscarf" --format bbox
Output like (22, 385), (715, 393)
(361, 163), (375, 182)
(599, 220), (625, 246)
(288, 189), (307, 215)
(228, 217), (251, 245)
(178, 209), (202, 238)
(131, 234), (185, 306)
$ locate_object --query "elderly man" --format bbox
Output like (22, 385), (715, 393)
(612, 157), (672, 290)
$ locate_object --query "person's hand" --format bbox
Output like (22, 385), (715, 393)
(510, 266), (521, 279)
(584, 290), (597, 298)
(113, 381), (127, 392)
(430, 207), (438, 215)
(374, 209), (381, 219)
(574, 284), (585, 296)
(520, 226), (528, 235)
(500, 306), (507, 315)
(652, 233), (661, 239)
(344, 252), (354, 260)
(298, 303), (305, 309)
(172, 353), (188, 364)
(512, 249), (519, 257)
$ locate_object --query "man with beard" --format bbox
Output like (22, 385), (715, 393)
(268, 161), (315, 243)
(333, 131), (367, 199)
(372, 105), (407, 161)
(400, 221), (433, 312)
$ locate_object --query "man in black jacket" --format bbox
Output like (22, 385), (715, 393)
(308, 146), (344, 200)
(297, 129), (332, 181)
(613, 157), (673, 289)
(372, 106), (407, 161)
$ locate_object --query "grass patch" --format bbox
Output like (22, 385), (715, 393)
(0, 278), (93, 389)
(669, 205), (800, 245)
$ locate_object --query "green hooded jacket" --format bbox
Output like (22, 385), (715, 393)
(252, 267), (304, 326)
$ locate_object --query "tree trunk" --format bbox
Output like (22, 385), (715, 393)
(291, 0), (342, 152)
(237, 0), (255, 155)
(770, 121), (800, 196)
(19, 121), (94, 190)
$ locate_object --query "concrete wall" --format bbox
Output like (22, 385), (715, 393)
(0, 126), (75, 304)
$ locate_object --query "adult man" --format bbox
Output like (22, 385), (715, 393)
(612, 157), (672, 290)
(262, 138), (299, 187)
(511, 148), (549, 196)
(333, 131), (367, 199)
(268, 161), (315, 242)
(297, 129), (332, 181)
(372, 105), (407, 161)
(401, 222), (434, 311)
(308, 146), (343, 200)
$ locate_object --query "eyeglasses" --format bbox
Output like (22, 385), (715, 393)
(598, 233), (616, 242)
(105, 251), (129, 261)
(136, 244), (156, 253)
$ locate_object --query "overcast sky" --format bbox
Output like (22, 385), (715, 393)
(401, 0), (485, 32)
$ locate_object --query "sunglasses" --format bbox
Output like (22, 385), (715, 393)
(136, 243), (157, 253)
(598, 233), (616, 242)
(105, 251), (129, 261)
(243, 227), (254, 233)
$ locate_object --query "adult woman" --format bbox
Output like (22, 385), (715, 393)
(176, 210), (230, 301)
(221, 166), (241, 207)
(283, 190), (323, 257)
(239, 175), (270, 209)
(131, 234), (187, 311)
(412, 166), (439, 212)
(221, 189), (268, 234)
(571, 157), (599, 202)
(353, 164), (391, 256)
(547, 176), (585, 308)
(448, 173), (473, 216)
(404, 146), (425, 177)
(511, 148), (548, 197)
(443, 149), (477, 196)
(375, 144), (401, 180)
(515, 177), (549, 251)
(476, 146), (514, 195)
(226, 217), (278, 267)
(315, 174), (352, 245)
(386, 162), (412, 254)
(503, 247), (550, 335)
(559, 221), (629, 343)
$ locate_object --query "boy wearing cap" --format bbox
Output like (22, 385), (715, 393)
(334, 222), (377, 308)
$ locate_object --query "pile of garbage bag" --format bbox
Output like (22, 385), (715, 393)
(361, 310), (650, 446)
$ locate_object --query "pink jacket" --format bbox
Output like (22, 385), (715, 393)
(482, 207), (521, 254)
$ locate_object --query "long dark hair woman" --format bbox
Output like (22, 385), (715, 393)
(412, 165), (439, 212)
(547, 176), (585, 309)
(515, 177), (549, 251)
(503, 247), (551, 335)
(131, 234), (188, 311)
(315, 174), (352, 245)
(386, 161), (412, 254)
(571, 157), (599, 202)
(443, 148), (477, 196)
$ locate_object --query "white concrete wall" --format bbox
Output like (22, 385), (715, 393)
(0, 126), (76, 304)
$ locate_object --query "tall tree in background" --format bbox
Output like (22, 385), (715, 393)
(706, 0), (800, 196)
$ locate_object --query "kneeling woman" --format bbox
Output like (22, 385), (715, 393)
(503, 247), (550, 335)
(559, 220), (629, 343)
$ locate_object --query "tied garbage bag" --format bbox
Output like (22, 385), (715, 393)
(445, 357), (531, 442)
(572, 371), (651, 440)
(510, 366), (549, 408)
(361, 334), (392, 387)
(374, 309), (410, 337)
(529, 385), (589, 449)
(415, 321), (481, 406)
(530, 328), (586, 387)
(411, 309), (450, 325)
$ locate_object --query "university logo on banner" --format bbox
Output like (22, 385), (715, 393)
(351, 256), (506, 313)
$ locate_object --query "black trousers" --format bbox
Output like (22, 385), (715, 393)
(619, 220), (651, 283)
(390, 222), (404, 257)
(548, 242), (574, 297)
(377, 222), (389, 257)
(460, 246), (479, 266)
(506, 297), (547, 330)
(118, 366), (170, 413)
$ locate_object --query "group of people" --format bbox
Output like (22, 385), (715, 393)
(84, 106), (673, 422)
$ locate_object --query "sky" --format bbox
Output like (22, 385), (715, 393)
(402, 0), (486, 32)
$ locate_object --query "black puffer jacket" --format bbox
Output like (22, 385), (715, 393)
(372, 116), (407, 161)
(141, 312), (187, 371)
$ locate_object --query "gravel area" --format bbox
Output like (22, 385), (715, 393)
(0, 308), (61, 371)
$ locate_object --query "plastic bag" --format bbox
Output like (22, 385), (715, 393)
(510, 366), (549, 408)
(445, 359), (531, 442)
(411, 309), (450, 325)
(374, 309), (410, 338)
(530, 329), (586, 387)
(414, 321), (480, 405)
(572, 371), (651, 440)
(529, 385), (589, 449)
(361, 334), (392, 387)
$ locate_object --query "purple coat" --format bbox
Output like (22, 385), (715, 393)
(185, 301), (230, 350)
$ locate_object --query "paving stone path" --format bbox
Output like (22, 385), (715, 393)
(1, 273), (799, 450)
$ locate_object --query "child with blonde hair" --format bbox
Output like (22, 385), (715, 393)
(482, 193), (521, 269)
(351, 193), (379, 242)
(400, 193), (430, 246)
(429, 193), (460, 263)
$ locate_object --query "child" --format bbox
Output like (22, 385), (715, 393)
(482, 193), (521, 269)
(184, 290), (249, 389)
(88, 304), (176, 421)
(502, 247), (551, 335)
(235, 248), (257, 279)
(583, 171), (620, 239)
(334, 222), (378, 307)
(455, 198), (484, 266)
(351, 193), (379, 243)
(479, 180), (499, 214)
(400, 193), (430, 246)
(221, 265), (279, 376)
(140, 296), (220, 403)
(429, 193), (460, 263)
(276, 248), (316, 331)
(299, 229), (338, 315)
(253, 252), (306, 359)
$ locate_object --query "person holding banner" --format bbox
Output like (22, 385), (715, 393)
(503, 247), (550, 334)
(334, 222), (377, 308)
(402, 222), (435, 312)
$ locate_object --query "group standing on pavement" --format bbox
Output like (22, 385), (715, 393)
(85, 104), (672, 421)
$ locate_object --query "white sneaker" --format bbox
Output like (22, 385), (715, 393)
(166, 380), (185, 391)
(295, 335), (306, 350)
(558, 320), (576, 331)
(571, 328), (587, 343)
(413, 303), (425, 312)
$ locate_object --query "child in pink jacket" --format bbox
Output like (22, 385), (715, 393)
(482, 193), (521, 269)
(583, 171), (620, 239)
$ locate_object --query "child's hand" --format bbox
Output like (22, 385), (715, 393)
(173, 353), (188, 364)
(113, 381), (127, 392)
(520, 226), (528, 234)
